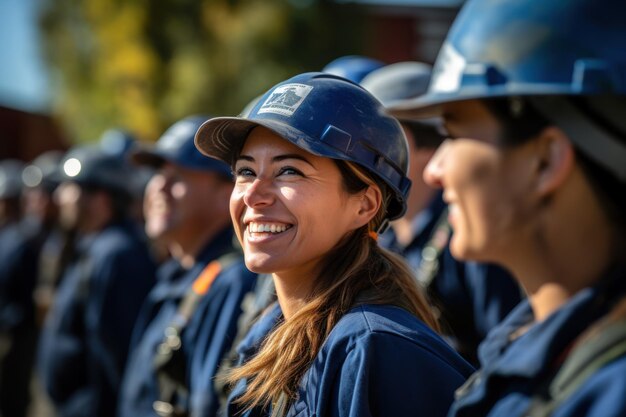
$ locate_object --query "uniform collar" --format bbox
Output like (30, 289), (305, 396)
(237, 302), (283, 361)
(151, 227), (236, 300)
(478, 265), (626, 380)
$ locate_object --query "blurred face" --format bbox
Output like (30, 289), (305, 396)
(55, 182), (86, 231)
(22, 187), (56, 222)
(143, 163), (230, 244)
(423, 100), (537, 262)
(54, 182), (102, 233)
(230, 127), (365, 281)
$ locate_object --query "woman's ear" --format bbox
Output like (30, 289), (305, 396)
(534, 126), (575, 197)
(354, 185), (382, 228)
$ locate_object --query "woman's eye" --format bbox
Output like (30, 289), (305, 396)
(278, 166), (303, 176)
(235, 167), (255, 177)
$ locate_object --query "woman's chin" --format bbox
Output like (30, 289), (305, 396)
(244, 255), (277, 275)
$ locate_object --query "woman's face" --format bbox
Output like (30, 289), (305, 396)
(423, 100), (538, 263)
(230, 127), (366, 280)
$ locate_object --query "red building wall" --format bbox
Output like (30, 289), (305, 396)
(0, 106), (68, 162)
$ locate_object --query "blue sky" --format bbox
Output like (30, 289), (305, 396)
(0, 0), (51, 114)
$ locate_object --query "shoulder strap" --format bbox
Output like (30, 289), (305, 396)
(152, 251), (241, 417)
(176, 251), (240, 322)
(414, 208), (450, 288)
(526, 318), (626, 417)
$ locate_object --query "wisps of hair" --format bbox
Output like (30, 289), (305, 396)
(225, 160), (439, 411)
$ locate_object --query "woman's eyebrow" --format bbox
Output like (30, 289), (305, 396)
(235, 155), (254, 163)
(272, 154), (314, 167)
(235, 153), (315, 168)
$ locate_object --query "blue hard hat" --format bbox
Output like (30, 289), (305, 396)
(361, 62), (444, 147)
(99, 128), (137, 158)
(360, 61), (433, 107)
(390, 0), (626, 117)
(389, 0), (626, 181)
(60, 146), (134, 196)
(132, 115), (231, 178)
(322, 55), (385, 84)
(195, 72), (411, 221)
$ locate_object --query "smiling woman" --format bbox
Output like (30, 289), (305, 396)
(387, 1), (626, 416)
(194, 72), (474, 417)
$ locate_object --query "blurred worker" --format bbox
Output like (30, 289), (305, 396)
(38, 146), (156, 417)
(0, 151), (65, 417)
(361, 62), (522, 364)
(118, 116), (256, 417)
(0, 158), (35, 417)
(388, 0), (626, 415)
(21, 151), (64, 239)
(21, 151), (66, 324)
(99, 128), (154, 227)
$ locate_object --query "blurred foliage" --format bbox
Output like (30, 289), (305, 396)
(40, 0), (368, 143)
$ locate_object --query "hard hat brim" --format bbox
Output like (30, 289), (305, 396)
(195, 116), (322, 166)
(387, 84), (581, 120)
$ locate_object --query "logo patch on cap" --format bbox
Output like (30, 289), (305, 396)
(258, 84), (313, 117)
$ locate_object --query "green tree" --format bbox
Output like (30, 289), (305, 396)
(41, 0), (367, 143)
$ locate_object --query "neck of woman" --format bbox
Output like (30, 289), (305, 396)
(505, 172), (614, 323)
(273, 269), (318, 320)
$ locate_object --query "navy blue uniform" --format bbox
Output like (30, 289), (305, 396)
(380, 194), (522, 364)
(0, 222), (38, 334)
(118, 228), (257, 417)
(38, 220), (156, 417)
(0, 222), (39, 417)
(450, 267), (626, 417)
(226, 302), (474, 417)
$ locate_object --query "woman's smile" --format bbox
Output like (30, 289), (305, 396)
(244, 220), (294, 243)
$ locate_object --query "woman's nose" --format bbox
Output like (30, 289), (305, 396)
(242, 178), (274, 208)
(423, 140), (451, 189)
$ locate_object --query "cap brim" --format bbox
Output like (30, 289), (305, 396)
(130, 149), (167, 168)
(195, 117), (316, 165)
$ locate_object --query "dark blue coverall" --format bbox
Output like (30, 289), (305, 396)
(449, 266), (626, 417)
(38, 219), (156, 417)
(118, 227), (256, 417)
(226, 302), (475, 417)
(0, 221), (40, 417)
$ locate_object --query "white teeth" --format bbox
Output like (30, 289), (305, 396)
(248, 222), (290, 234)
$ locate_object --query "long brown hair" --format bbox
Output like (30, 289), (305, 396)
(226, 160), (439, 410)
